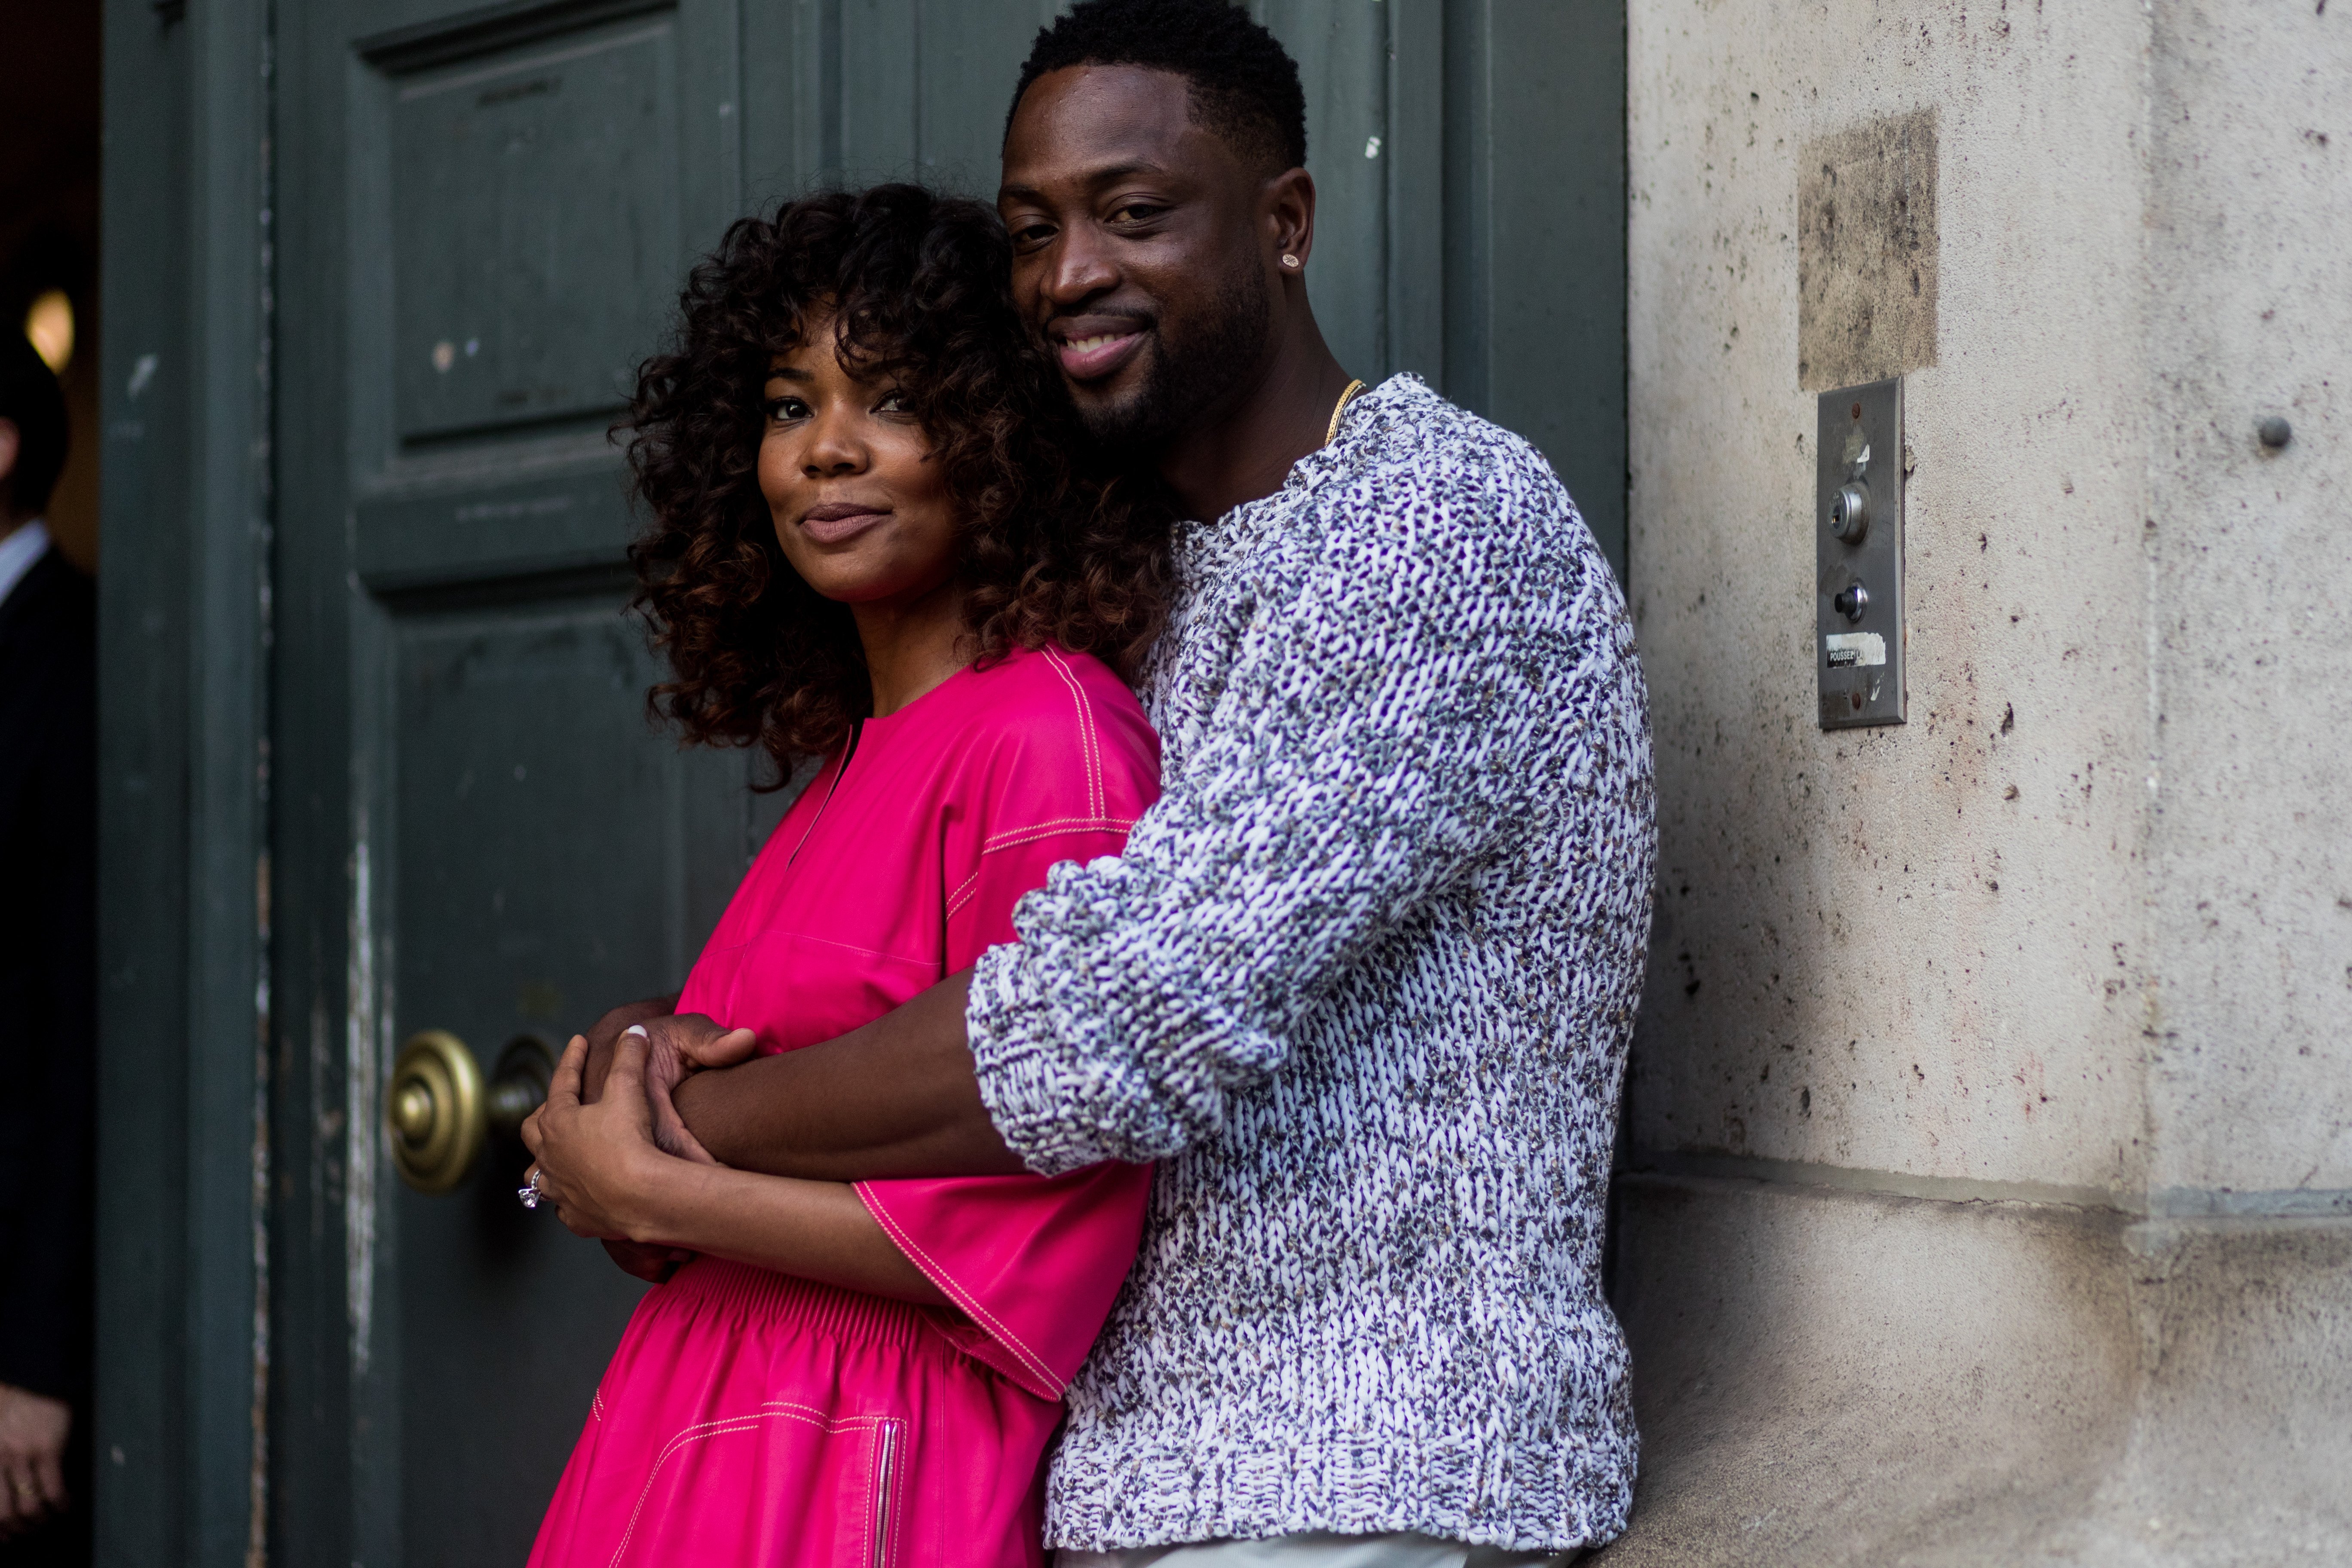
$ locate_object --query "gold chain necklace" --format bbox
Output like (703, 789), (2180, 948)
(1324, 377), (1367, 446)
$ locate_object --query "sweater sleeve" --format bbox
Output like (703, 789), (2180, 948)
(968, 443), (1631, 1175)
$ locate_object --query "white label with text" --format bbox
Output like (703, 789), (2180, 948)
(1824, 631), (1886, 669)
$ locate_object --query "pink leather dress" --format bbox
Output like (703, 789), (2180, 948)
(527, 645), (1159, 1567)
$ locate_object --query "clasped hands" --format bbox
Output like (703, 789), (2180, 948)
(519, 1005), (756, 1282)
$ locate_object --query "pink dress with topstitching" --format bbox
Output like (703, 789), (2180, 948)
(526, 644), (1158, 1568)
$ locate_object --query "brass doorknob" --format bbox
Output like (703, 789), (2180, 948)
(388, 1030), (560, 1194)
(388, 1029), (486, 1193)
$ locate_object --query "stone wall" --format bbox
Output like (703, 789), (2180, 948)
(1608, 1), (2351, 1560)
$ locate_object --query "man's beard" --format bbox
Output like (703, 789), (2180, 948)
(1076, 257), (1270, 456)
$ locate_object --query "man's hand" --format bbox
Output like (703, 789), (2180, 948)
(580, 995), (680, 1102)
(0, 1382), (69, 1540)
(634, 1015), (756, 1161)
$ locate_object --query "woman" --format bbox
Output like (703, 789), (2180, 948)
(518, 185), (1168, 1567)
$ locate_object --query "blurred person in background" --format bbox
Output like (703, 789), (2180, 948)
(0, 328), (95, 1565)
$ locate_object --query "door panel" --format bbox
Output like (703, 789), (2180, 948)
(388, 591), (748, 1566)
(386, 18), (683, 442)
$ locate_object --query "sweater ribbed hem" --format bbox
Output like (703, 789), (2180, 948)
(965, 939), (1072, 1173)
(1040, 1430), (1635, 1556)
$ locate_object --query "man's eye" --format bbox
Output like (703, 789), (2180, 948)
(1008, 221), (1055, 248)
(1107, 202), (1164, 225)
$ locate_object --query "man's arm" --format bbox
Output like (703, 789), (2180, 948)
(949, 446), (1636, 1177)
(668, 971), (1027, 1180)
(666, 440), (1632, 1182)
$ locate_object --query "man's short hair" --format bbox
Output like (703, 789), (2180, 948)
(1008, 0), (1308, 175)
(0, 329), (68, 519)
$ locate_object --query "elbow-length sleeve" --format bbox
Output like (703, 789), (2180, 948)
(857, 648), (1158, 1399)
(965, 444), (1645, 1176)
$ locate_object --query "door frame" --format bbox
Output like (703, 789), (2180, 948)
(96, 0), (273, 1564)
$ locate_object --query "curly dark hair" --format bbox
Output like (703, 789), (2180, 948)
(625, 184), (1172, 772)
(1009, 0), (1307, 173)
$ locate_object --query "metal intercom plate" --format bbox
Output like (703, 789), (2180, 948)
(1816, 377), (1905, 729)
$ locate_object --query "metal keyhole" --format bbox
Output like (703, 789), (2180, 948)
(1828, 483), (1870, 544)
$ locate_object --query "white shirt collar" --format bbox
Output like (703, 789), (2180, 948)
(0, 519), (50, 611)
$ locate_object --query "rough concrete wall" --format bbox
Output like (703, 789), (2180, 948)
(1627, 0), (2157, 1192)
(1602, 1179), (2139, 1566)
(1600, 1180), (2352, 1566)
(1617, 1), (2352, 1558)
(2142, 0), (2352, 1204)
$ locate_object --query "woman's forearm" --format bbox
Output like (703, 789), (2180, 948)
(622, 1160), (948, 1308)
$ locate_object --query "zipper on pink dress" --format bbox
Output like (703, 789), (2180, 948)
(868, 1418), (901, 1568)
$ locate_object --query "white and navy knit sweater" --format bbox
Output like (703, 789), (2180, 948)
(967, 374), (1656, 1554)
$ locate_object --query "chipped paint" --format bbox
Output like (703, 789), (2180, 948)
(249, 850), (273, 1568)
(344, 822), (377, 1376)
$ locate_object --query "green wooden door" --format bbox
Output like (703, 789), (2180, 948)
(269, 5), (769, 1564)
(97, 4), (1622, 1564)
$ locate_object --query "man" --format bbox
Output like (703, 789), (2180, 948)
(0, 330), (96, 1565)
(530, 3), (1654, 1562)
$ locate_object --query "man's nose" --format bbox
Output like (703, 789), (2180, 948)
(1039, 224), (1121, 309)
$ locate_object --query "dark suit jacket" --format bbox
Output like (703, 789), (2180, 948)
(0, 543), (97, 1408)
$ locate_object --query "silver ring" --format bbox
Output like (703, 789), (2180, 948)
(518, 1170), (545, 1210)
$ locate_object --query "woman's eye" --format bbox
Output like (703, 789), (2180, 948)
(764, 395), (808, 422)
(875, 391), (910, 414)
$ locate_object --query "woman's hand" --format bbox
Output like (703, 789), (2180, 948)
(523, 1032), (683, 1242)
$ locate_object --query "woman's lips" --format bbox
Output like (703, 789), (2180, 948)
(1055, 329), (1145, 382)
(799, 504), (892, 545)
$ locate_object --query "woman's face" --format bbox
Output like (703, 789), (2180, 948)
(757, 317), (960, 609)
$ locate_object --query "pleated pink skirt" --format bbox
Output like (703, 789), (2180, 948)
(526, 1258), (1061, 1568)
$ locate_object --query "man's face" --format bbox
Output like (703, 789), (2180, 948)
(998, 66), (1275, 453)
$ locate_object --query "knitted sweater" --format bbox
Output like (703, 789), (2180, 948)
(966, 374), (1656, 1553)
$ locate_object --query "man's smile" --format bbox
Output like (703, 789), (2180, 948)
(1050, 321), (1150, 382)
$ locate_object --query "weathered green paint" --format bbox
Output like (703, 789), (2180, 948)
(96, 1), (273, 1565)
(99, 3), (1626, 1563)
